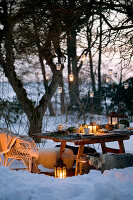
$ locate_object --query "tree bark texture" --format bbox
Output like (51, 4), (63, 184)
(67, 29), (79, 106)
(87, 26), (96, 94)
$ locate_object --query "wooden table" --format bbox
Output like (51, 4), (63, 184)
(32, 130), (133, 175)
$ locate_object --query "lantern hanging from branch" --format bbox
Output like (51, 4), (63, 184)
(56, 63), (61, 70)
(46, 74), (50, 80)
(81, 54), (86, 62)
(58, 87), (62, 93)
(54, 159), (67, 178)
(108, 112), (119, 125)
(58, 124), (63, 131)
(88, 121), (97, 134)
(90, 91), (94, 98)
(69, 73), (74, 82)
(35, 72), (39, 78)
(109, 69), (113, 75)
(124, 82), (129, 89)
(106, 76), (110, 83)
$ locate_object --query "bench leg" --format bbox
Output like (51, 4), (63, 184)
(118, 140), (125, 153)
(101, 141), (107, 154)
(75, 145), (84, 176)
(59, 141), (66, 158)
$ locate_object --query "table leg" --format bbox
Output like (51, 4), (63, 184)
(75, 144), (84, 176)
(118, 140), (125, 153)
(59, 141), (66, 158)
(101, 141), (107, 154)
(101, 140), (125, 154)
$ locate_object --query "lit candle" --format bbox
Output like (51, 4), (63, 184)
(69, 73), (74, 82)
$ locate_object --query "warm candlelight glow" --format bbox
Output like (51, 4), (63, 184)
(90, 91), (94, 98)
(35, 72), (39, 78)
(58, 87), (62, 93)
(108, 117), (118, 125)
(108, 112), (119, 125)
(55, 159), (66, 178)
(69, 73), (74, 82)
(58, 124), (63, 131)
(88, 125), (96, 134)
(88, 122), (97, 134)
(109, 69), (112, 75)
(81, 54), (86, 62)
(56, 63), (61, 70)
(46, 74), (50, 80)
(106, 76), (110, 83)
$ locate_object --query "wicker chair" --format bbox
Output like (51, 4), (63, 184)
(3, 135), (39, 172)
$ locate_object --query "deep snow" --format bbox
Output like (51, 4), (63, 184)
(1, 165), (133, 200)
(1, 131), (133, 200)
(0, 82), (133, 200)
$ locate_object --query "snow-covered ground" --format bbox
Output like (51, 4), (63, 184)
(1, 164), (133, 200)
(0, 123), (133, 200)
(0, 82), (133, 200)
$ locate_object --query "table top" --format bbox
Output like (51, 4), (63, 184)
(32, 130), (133, 144)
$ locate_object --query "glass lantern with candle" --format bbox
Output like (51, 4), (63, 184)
(46, 74), (50, 80)
(69, 73), (74, 82)
(56, 63), (61, 70)
(106, 76), (110, 83)
(88, 122), (97, 134)
(124, 82), (129, 89)
(54, 159), (67, 178)
(81, 54), (86, 62)
(108, 112), (119, 125)
(58, 124), (63, 131)
(109, 69), (113, 75)
(90, 91), (94, 98)
(58, 87), (62, 93)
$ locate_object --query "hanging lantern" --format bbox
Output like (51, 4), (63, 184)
(56, 63), (61, 70)
(88, 122), (97, 134)
(90, 91), (94, 98)
(69, 73), (74, 82)
(108, 112), (119, 125)
(35, 72), (39, 78)
(106, 76), (110, 83)
(58, 87), (62, 93)
(109, 69), (112, 75)
(124, 82), (129, 89)
(54, 159), (67, 178)
(81, 54), (86, 62)
(60, 57), (65, 64)
(58, 124), (63, 131)
(114, 72), (117, 78)
(46, 74), (50, 80)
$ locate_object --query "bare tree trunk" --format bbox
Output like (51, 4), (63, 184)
(87, 26), (96, 94)
(59, 72), (65, 114)
(67, 29), (79, 106)
(32, 15), (56, 117)
(0, 18), (60, 138)
(97, 15), (102, 113)
(48, 102), (56, 116)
